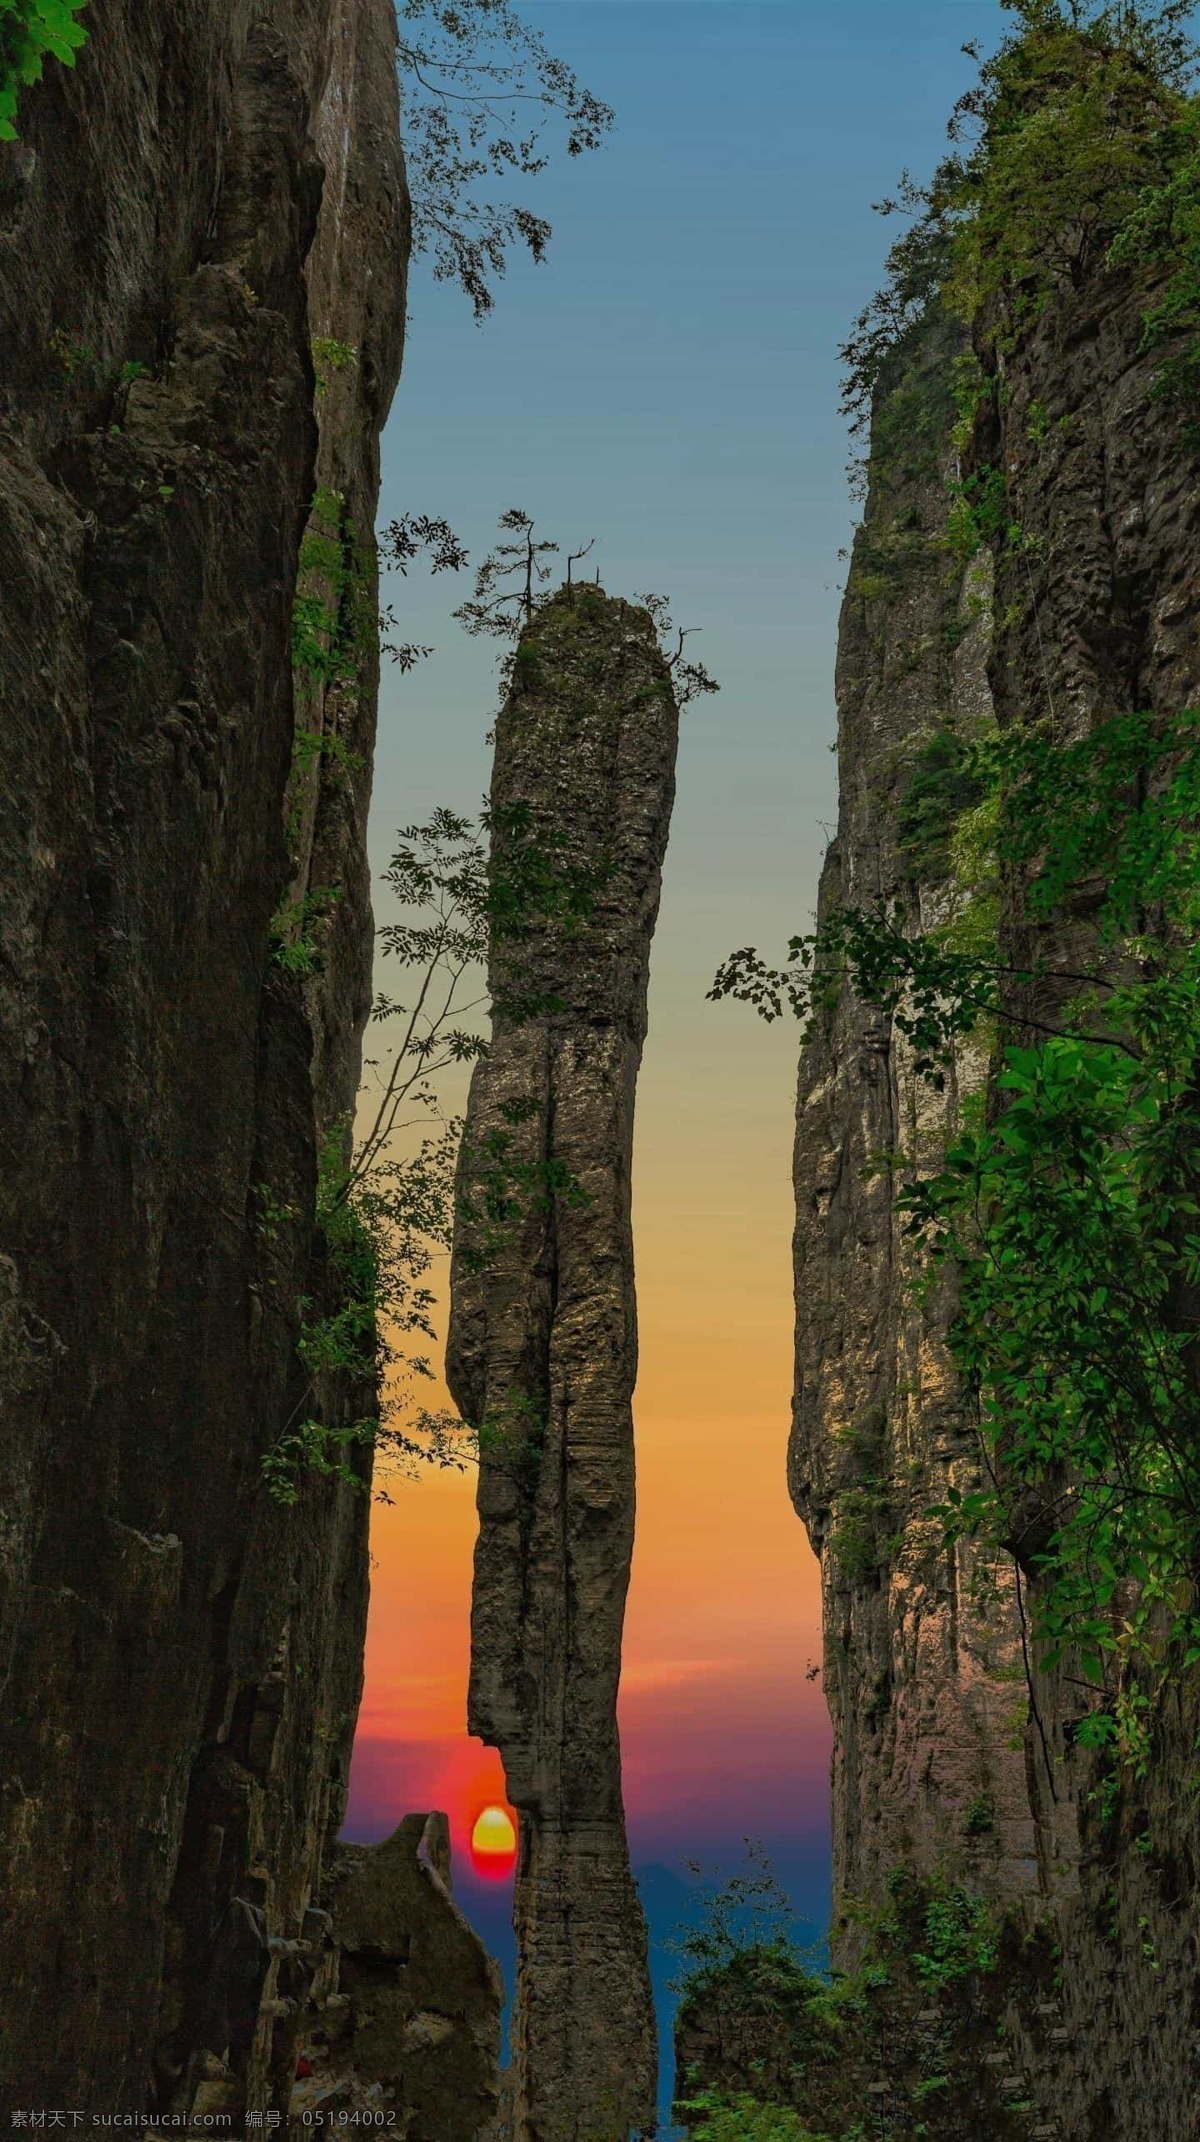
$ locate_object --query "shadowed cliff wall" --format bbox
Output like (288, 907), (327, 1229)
(298, 1812), (503, 2136)
(0, 0), (407, 2115)
(447, 586), (679, 2142)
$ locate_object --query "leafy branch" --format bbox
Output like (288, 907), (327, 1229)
(397, 0), (614, 318)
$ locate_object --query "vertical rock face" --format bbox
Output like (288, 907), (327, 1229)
(0, 0), (406, 2115)
(959, 229), (1200, 2142)
(793, 173), (1200, 2142)
(791, 310), (1043, 1938)
(447, 587), (679, 2142)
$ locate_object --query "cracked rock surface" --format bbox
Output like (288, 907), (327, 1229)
(448, 586), (679, 2142)
(0, 0), (411, 2114)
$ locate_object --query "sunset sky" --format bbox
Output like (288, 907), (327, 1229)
(344, 0), (1008, 2103)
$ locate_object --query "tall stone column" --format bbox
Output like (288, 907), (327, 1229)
(447, 585), (679, 2142)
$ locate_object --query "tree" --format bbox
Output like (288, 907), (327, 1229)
(452, 506), (562, 635)
(454, 507), (722, 708)
(397, 0), (614, 319)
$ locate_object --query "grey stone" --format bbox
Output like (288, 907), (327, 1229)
(448, 586), (679, 2141)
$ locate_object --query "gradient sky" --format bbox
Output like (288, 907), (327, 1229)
(345, 0), (1009, 2100)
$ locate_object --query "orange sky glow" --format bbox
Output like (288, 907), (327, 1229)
(348, 1009), (832, 1882)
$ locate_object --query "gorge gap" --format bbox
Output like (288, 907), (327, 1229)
(682, 8), (1200, 2138)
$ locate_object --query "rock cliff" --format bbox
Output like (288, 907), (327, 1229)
(789, 44), (1200, 2141)
(296, 1812), (503, 2136)
(791, 306), (1044, 1933)
(447, 586), (679, 2142)
(0, 0), (409, 2116)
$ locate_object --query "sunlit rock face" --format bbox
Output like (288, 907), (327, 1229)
(792, 212), (1200, 2142)
(788, 306), (1032, 1944)
(448, 586), (679, 2142)
(791, 304), (1044, 1937)
(0, 0), (407, 2117)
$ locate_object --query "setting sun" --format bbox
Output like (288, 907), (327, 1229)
(470, 1803), (518, 1878)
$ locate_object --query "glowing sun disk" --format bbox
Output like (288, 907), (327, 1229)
(471, 1804), (517, 1858)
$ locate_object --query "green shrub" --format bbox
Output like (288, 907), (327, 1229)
(895, 728), (992, 882)
(676, 2091), (829, 2142)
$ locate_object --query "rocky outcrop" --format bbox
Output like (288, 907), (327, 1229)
(294, 1813), (503, 2138)
(955, 192), (1200, 2142)
(447, 586), (679, 2142)
(0, 0), (407, 2116)
(791, 307), (1043, 1938)
(791, 102), (1200, 2142)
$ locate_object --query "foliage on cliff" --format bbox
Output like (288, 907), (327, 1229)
(717, 705), (1200, 1777)
(673, 1856), (1050, 2141)
(0, 0), (86, 137)
(723, 0), (1200, 1790)
(842, 0), (1200, 433)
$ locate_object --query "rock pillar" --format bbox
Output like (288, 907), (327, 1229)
(447, 585), (679, 2141)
